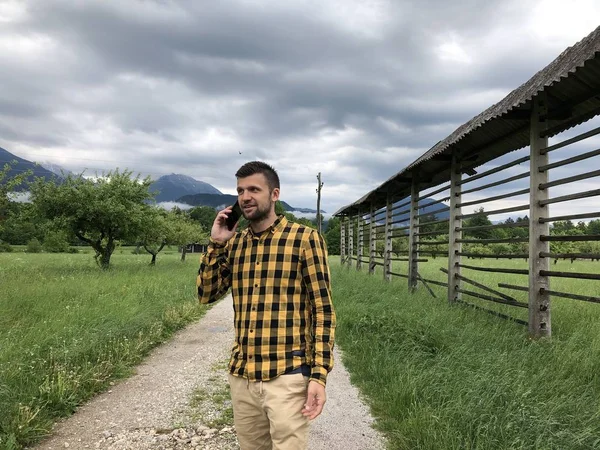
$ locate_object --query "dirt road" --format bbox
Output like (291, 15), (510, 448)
(35, 296), (385, 450)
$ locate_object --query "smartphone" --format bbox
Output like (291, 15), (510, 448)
(226, 201), (243, 231)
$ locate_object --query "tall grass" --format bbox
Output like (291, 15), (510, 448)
(0, 251), (207, 450)
(3, 250), (599, 449)
(331, 259), (600, 449)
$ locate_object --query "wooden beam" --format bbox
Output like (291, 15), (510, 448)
(529, 93), (551, 338)
(448, 153), (462, 304)
(357, 214), (363, 271)
(347, 217), (354, 268)
(408, 176), (420, 292)
(542, 105), (600, 138)
(503, 110), (531, 120)
(384, 194), (392, 282)
(340, 216), (346, 265)
(369, 203), (376, 275)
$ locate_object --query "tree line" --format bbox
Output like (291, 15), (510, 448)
(342, 207), (600, 259)
(0, 167), (209, 268)
(0, 163), (341, 267)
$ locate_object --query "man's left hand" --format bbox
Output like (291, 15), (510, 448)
(302, 380), (326, 420)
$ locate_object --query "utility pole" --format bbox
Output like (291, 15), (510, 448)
(316, 172), (324, 233)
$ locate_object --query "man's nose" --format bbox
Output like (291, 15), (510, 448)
(240, 191), (252, 202)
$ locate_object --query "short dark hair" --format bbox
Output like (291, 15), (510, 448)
(235, 161), (280, 191)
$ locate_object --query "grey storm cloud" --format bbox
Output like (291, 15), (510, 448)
(0, 0), (598, 213)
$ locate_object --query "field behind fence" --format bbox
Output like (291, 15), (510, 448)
(335, 26), (600, 338)
(357, 257), (600, 333)
(331, 260), (600, 450)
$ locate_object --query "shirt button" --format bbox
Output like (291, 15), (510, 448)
(255, 284), (258, 288)
(250, 329), (254, 333)
(252, 307), (256, 311)
(249, 355), (253, 359)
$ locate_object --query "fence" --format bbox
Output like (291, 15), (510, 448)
(335, 26), (600, 338)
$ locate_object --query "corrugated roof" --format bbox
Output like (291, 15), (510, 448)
(335, 25), (600, 216)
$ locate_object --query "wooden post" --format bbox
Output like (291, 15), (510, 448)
(384, 195), (392, 282)
(340, 216), (346, 265)
(448, 153), (462, 303)
(408, 176), (420, 292)
(369, 203), (376, 275)
(316, 172), (324, 234)
(347, 216), (354, 268)
(357, 213), (363, 270)
(529, 94), (551, 338)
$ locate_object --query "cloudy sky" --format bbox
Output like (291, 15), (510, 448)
(1, 0), (599, 216)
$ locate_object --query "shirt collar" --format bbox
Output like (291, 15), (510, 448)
(242, 215), (288, 239)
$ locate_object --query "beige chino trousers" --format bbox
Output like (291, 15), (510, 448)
(228, 373), (310, 450)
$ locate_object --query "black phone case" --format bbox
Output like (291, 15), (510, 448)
(226, 202), (243, 230)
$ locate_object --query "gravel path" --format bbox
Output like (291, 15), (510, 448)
(34, 296), (386, 450)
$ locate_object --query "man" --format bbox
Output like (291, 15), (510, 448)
(196, 161), (336, 450)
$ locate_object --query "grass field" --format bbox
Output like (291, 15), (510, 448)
(0, 249), (208, 450)
(370, 256), (600, 334)
(331, 258), (600, 449)
(2, 250), (600, 449)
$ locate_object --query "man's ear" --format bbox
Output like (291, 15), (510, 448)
(271, 188), (280, 202)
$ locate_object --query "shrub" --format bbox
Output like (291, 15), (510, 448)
(26, 238), (42, 253)
(0, 240), (13, 252)
(67, 247), (80, 254)
(42, 230), (69, 253)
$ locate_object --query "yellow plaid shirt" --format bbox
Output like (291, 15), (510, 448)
(197, 215), (335, 386)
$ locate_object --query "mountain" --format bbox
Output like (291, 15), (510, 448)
(367, 197), (449, 228)
(391, 198), (450, 224)
(292, 207), (325, 214)
(40, 161), (74, 178)
(0, 148), (323, 213)
(417, 197), (450, 220)
(177, 193), (310, 213)
(0, 147), (62, 189)
(150, 174), (222, 202)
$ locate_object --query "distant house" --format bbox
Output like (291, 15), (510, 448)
(185, 243), (208, 253)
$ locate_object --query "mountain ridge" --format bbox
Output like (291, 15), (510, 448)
(0, 147), (62, 188)
(176, 193), (298, 212)
(150, 173), (222, 202)
(1, 147), (321, 213)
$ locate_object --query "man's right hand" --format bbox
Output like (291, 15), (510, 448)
(211, 206), (238, 244)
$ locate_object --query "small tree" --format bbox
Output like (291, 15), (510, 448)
(43, 229), (70, 253)
(463, 207), (494, 239)
(139, 208), (170, 265)
(0, 203), (45, 245)
(323, 217), (341, 255)
(138, 209), (207, 264)
(0, 162), (30, 211)
(30, 169), (154, 269)
(1, 162), (32, 237)
(169, 212), (207, 262)
(189, 206), (217, 231)
(588, 219), (600, 235)
(27, 237), (42, 253)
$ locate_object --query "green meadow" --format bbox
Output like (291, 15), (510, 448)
(0, 250), (209, 450)
(2, 251), (600, 449)
(332, 258), (600, 449)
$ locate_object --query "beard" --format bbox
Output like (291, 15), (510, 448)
(242, 200), (273, 222)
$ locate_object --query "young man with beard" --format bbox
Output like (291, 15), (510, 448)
(196, 161), (336, 450)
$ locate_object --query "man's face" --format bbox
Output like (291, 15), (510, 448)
(236, 173), (280, 222)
